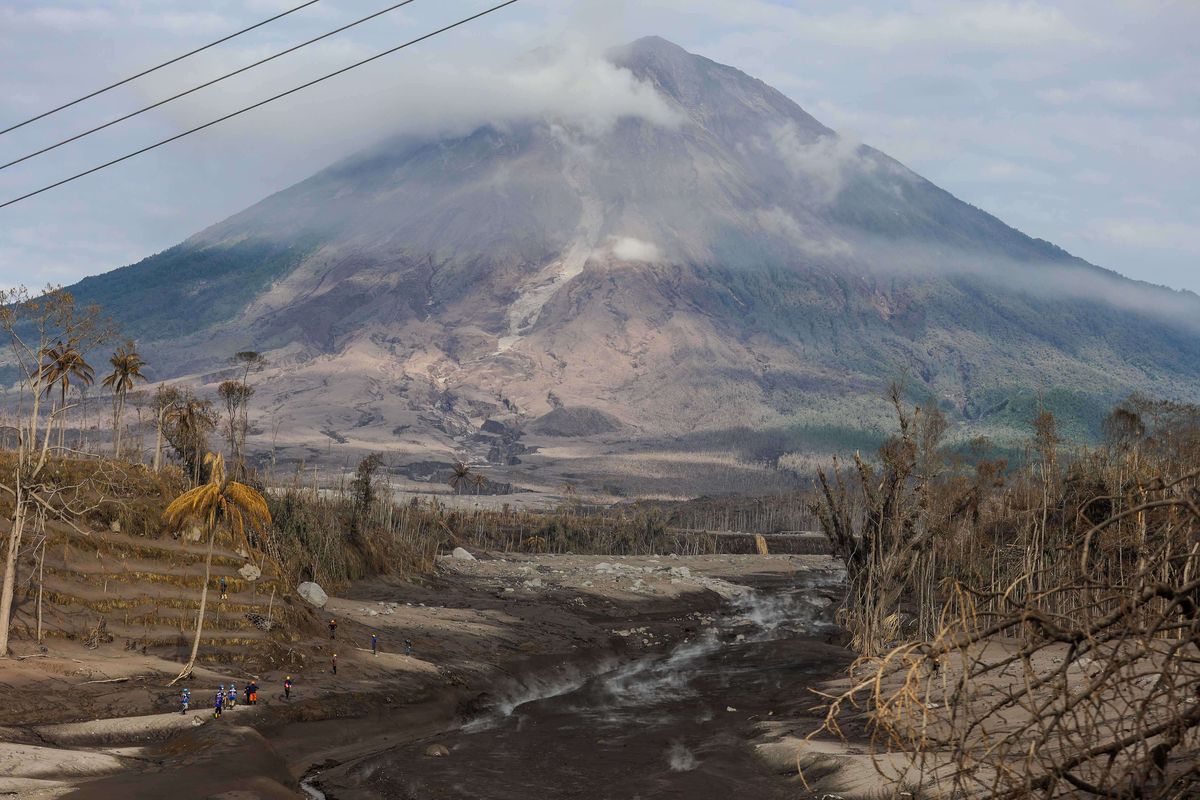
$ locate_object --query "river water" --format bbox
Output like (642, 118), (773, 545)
(308, 571), (845, 799)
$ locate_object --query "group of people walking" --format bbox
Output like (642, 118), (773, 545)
(172, 618), (413, 719)
(210, 681), (259, 717)
(178, 679), (266, 717)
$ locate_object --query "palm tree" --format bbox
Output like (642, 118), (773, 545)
(448, 461), (473, 494)
(472, 473), (488, 495)
(162, 452), (270, 684)
(39, 339), (94, 451)
(101, 341), (147, 459)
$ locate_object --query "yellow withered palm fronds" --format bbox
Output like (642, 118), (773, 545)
(163, 453), (271, 552)
(162, 452), (272, 685)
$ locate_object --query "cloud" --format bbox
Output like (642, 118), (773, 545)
(142, 11), (232, 35)
(142, 35), (683, 153)
(854, 238), (1200, 327)
(1037, 80), (1160, 109)
(769, 124), (871, 203)
(610, 236), (662, 262)
(0, 6), (114, 30)
(645, 0), (1100, 50)
(754, 208), (852, 257)
(1090, 219), (1200, 254)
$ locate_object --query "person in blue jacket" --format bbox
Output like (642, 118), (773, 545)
(180, 688), (190, 715)
(227, 683), (238, 708)
(214, 687), (224, 718)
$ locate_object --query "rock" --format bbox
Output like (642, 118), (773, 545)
(669, 566), (691, 579)
(297, 582), (328, 608)
(423, 744), (451, 758)
(451, 547), (476, 561)
(726, 706), (737, 712)
(109, 519), (121, 533)
(238, 563), (262, 582)
(523, 578), (544, 589)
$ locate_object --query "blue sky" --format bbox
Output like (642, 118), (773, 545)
(0, 0), (1196, 291)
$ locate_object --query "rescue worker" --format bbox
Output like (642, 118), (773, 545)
(329, 618), (337, 639)
(371, 633), (378, 656)
(284, 676), (293, 700)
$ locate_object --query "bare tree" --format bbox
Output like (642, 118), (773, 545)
(0, 287), (110, 656)
(150, 384), (182, 472)
(218, 380), (253, 470)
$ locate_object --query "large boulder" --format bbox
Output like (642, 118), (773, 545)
(451, 547), (476, 561)
(297, 582), (328, 608)
(238, 563), (262, 582)
(423, 744), (450, 758)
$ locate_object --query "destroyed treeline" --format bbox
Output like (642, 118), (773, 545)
(262, 473), (724, 590)
(811, 392), (1200, 798)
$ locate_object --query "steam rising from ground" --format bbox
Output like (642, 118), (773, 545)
(667, 741), (699, 771)
(464, 577), (843, 736)
(610, 236), (663, 262)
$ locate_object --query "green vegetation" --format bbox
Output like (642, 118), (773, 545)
(69, 234), (323, 340)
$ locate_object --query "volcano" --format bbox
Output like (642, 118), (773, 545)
(66, 36), (1200, 491)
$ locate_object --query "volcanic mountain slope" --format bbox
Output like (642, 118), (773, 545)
(67, 36), (1200, 487)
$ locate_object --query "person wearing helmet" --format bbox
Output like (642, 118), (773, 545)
(214, 687), (224, 719)
(227, 683), (237, 708)
(284, 676), (293, 700)
(180, 688), (190, 715)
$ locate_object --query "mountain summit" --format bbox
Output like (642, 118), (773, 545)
(68, 37), (1200, 489)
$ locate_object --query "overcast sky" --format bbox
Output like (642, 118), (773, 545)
(0, 0), (1196, 292)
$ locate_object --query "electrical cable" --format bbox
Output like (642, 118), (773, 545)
(0, 0), (324, 137)
(0, 0), (521, 211)
(0, 0), (422, 172)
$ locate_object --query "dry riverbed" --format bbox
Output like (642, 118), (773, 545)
(0, 552), (844, 798)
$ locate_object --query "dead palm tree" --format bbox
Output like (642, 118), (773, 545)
(162, 452), (270, 684)
(165, 396), (215, 484)
(448, 461), (473, 494)
(101, 341), (147, 459)
(39, 339), (94, 451)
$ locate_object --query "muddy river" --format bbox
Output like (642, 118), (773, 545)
(305, 571), (846, 799)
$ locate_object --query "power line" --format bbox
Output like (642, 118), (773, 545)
(0, 0), (521, 211)
(0, 0), (324, 138)
(1, 0), (423, 173)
